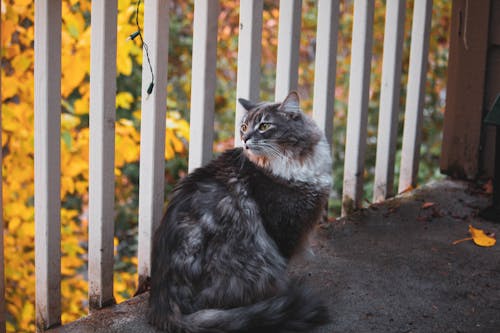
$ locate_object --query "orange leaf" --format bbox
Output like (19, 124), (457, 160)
(399, 185), (414, 194)
(469, 225), (496, 247)
(421, 202), (435, 209)
(483, 180), (493, 194)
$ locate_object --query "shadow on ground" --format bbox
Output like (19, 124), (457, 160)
(53, 180), (500, 333)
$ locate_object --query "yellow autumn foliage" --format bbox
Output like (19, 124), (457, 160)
(1, 0), (189, 331)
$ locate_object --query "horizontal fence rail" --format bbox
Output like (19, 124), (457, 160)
(1, 1), (435, 331)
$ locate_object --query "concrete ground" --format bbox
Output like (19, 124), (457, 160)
(52, 180), (500, 333)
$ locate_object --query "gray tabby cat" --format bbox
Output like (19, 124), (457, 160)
(149, 92), (332, 332)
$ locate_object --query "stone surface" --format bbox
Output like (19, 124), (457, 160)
(52, 180), (500, 333)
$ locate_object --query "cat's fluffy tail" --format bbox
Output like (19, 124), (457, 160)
(150, 282), (330, 333)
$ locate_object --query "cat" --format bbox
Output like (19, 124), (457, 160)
(149, 91), (332, 332)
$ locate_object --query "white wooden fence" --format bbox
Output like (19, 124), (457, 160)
(0, 0), (434, 331)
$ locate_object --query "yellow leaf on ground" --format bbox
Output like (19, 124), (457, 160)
(469, 225), (496, 247)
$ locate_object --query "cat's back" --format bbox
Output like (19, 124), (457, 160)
(174, 148), (245, 193)
(163, 148), (249, 222)
(154, 147), (254, 266)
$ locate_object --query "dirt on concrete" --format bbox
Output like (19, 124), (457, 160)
(53, 180), (500, 333)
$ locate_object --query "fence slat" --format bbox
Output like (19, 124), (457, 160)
(188, 0), (219, 171)
(373, 0), (406, 202)
(0, 4), (4, 331)
(275, 0), (302, 101)
(398, 0), (433, 193)
(88, 0), (118, 310)
(34, 0), (62, 329)
(342, 0), (375, 215)
(235, 0), (263, 144)
(137, 0), (169, 287)
(312, 0), (340, 146)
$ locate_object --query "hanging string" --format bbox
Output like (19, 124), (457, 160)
(128, 0), (155, 94)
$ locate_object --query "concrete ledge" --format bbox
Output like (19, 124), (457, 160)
(51, 180), (500, 332)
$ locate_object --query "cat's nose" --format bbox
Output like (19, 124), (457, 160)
(242, 138), (249, 149)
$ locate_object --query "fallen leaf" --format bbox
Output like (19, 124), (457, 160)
(422, 202), (435, 209)
(399, 185), (414, 194)
(483, 179), (494, 194)
(469, 225), (496, 247)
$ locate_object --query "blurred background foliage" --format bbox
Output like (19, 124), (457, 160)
(1, 0), (449, 331)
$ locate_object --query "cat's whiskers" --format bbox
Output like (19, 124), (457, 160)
(257, 141), (285, 159)
(244, 140), (282, 169)
(249, 137), (331, 189)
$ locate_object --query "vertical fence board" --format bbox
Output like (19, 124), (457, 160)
(398, 0), (433, 192)
(138, 0), (170, 287)
(88, 0), (118, 310)
(373, 0), (406, 202)
(342, 0), (375, 215)
(312, 0), (340, 146)
(34, 0), (62, 329)
(235, 0), (263, 144)
(188, 0), (219, 171)
(275, 0), (302, 101)
(440, 0), (491, 179)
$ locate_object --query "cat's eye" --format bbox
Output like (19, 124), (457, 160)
(240, 123), (248, 133)
(258, 123), (272, 132)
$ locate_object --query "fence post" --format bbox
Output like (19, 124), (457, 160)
(137, 0), (170, 289)
(188, 0), (220, 171)
(313, 0), (340, 146)
(398, 0), (433, 192)
(34, 0), (62, 329)
(342, 0), (375, 215)
(275, 0), (302, 101)
(235, 0), (263, 143)
(373, 0), (406, 202)
(88, 0), (118, 310)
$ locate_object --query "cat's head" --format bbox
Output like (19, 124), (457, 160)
(238, 92), (323, 169)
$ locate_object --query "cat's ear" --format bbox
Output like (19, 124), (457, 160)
(238, 98), (255, 111)
(278, 91), (301, 119)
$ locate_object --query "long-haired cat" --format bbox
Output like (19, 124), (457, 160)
(149, 92), (332, 332)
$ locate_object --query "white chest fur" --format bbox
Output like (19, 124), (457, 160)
(267, 136), (332, 190)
